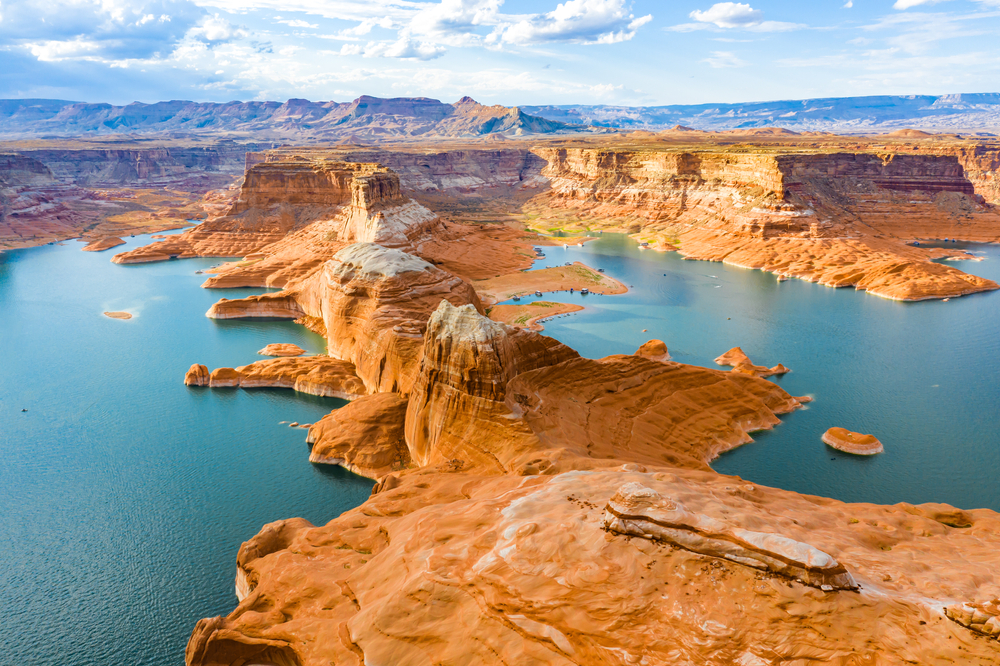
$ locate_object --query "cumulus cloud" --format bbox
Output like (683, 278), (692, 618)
(672, 1), (802, 32)
(188, 14), (247, 41)
(690, 2), (761, 28)
(2, 0), (205, 61)
(492, 0), (653, 45)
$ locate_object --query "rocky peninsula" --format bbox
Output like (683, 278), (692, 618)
(89, 138), (1000, 664)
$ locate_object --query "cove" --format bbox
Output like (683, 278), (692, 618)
(521, 233), (1000, 511)
(0, 233), (373, 666)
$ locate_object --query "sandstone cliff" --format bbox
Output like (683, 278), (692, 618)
(530, 146), (1000, 301)
(208, 243), (482, 394)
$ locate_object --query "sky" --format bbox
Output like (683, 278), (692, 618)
(2, 0), (1000, 106)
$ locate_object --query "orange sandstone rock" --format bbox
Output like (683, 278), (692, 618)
(184, 364), (209, 386)
(473, 261), (627, 305)
(307, 393), (409, 479)
(102, 311), (132, 320)
(486, 300), (583, 331)
(208, 243), (482, 394)
(257, 343), (305, 357)
(715, 346), (790, 378)
(208, 367), (240, 387)
(823, 427), (885, 455)
(83, 236), (125, 252)
(405, 301), (579, 471)
(635, 339), (670, 362)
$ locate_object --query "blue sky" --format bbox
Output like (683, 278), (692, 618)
(2, 0), (1000, 106)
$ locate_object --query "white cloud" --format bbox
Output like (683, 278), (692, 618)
(691, 2), (761, 28)
(188, 14), (247, 41)
(677, 2), (801, 32)
(704, 50), (747, 67)
(278, 19), (318, 28)
(893, 0), (949, 8)
(26, 37), (102, 61)
(843, 0), (853, 7)
(363, 34), (445, 60)
(494, 0), (652, 45)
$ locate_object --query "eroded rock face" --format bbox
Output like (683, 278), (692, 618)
(188, 468), (1000, 666)
(307, 393), (409, 479)
(113, 160), (440, 268)
(635, 339), (670, 362)
(195, 357), (366, 399)
(604, 482), (858, 591)
(945, 599), (1000, 638)
(506, 354), (804, 469)
(531, 146), (1000, 301)
(184, 363), (209, 386)
(715, 346), (790, 378)
(405, 301), (579, 470)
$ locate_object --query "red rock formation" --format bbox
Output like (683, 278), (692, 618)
(184, 364), (209, 386)
(715, 346), (790, 378)
(208, 243), (483, 394)
(530, 146), (1000, 301)
(257, 343), (305, 357)
(82, 236), (125, 252)
(196, 357), (365, 399)
(307, 393), (409, 478)
(635, 339), (670, 362)
(113, 159), (441, 267)
(823, 427), (884, 455)
(188, 465), (1000, 666)
(405, 301), (580, 470)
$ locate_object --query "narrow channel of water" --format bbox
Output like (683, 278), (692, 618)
(0, 232), (373, 666)
(523, 234), (1000, 511)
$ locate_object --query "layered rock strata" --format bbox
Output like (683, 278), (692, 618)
(531, 147), (1000, 301)
(405, 301), (580, 470)
(208, 243), (482, 394)
(506, 353), (804, 469)
(603, 482), (859, 590)
(945, 599), (1000, 638)
(307, 393), (409, 479)
(113, 160), (441, 267)
(193, 357), (366, 399)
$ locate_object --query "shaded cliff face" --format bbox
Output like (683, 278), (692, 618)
(0, 141), (261, 251)
(404, 301), (579, 470)
(531, 146), (1000, 301)
(112, 159), (433, 265)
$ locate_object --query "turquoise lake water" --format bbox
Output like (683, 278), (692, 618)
(0, 232), (373, 666)
(524, 234), (1000, 511)
(5, 229), (1000, 665)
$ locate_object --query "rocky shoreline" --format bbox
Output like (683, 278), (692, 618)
(93, 140), (1000, 664)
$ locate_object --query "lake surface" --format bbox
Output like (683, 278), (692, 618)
(0, 233), (373, 666)
(525, 234), (1000, 511)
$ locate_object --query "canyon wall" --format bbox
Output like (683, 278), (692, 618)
(531, 146), (1000, 300)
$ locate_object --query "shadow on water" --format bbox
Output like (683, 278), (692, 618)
(0, 235), (372, 666)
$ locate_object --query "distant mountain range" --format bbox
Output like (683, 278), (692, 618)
(523, 94), (1000, 134)
(4, 93), (1000, 140)
(0, 96), (575, 140)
